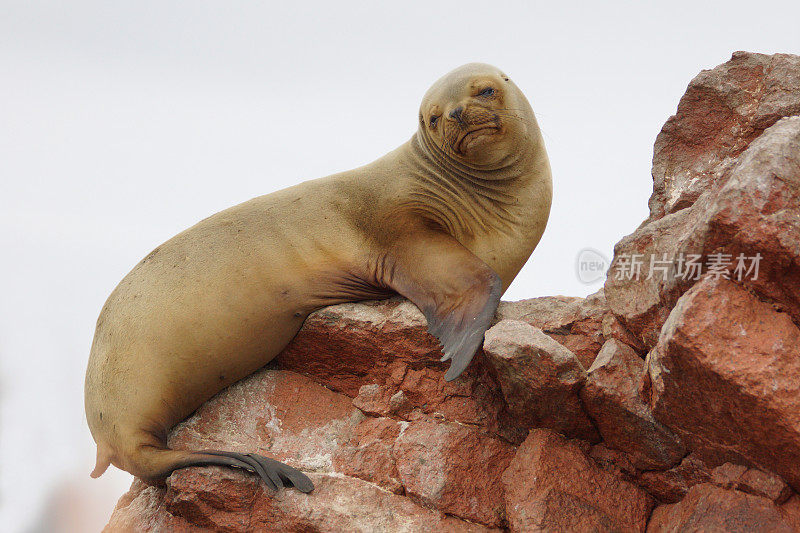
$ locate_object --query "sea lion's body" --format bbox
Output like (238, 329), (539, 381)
(85, 63), (552, 490)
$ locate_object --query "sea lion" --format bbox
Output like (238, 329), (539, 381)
(84, 63), (552, 493)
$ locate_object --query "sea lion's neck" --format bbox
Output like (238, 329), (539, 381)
(397, 130), (547, 240)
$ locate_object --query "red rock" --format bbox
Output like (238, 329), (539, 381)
(167, 369), (364, 473)
(606, 59), (800, 348)
(332, 416), (403, 493)
(580, 339), (684, 469)
(602, 312), (646, 353)
(277, 298), (510, 435)
(554, 333), (603, 370)
(110, 468), (496, 532)
(637, 453), (712, 504)
(679, 116), (800, 323)
(107, 366), (505, 531)
(737, 470), (793, 505)
(588, 445), (720, 506)
(711, 463), (792, 504)
(164, 468), (259, 531)
(647, 484), (795, 532)
(502, 429), (654, 532)
(277, 298), (437, 398)
(781, 495), (800, 531)
(648, 275), (800, 491)
(351, 383), (412, 418)
(589, 442), (640, 480)
(247, 472), (498, 532)
(649, 51), (800, 220)
(497, 289), (607, 368)
(105, 480), (190, 532)
(604, 211), (693, 348)
(496, 290), (607, 330)
(394, 419), (515, 527)
(483, 319), (600, 442)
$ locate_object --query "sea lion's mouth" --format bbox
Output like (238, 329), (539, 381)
(455, 125), (500, 154)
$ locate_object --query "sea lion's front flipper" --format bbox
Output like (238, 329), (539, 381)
(384, 228), (502, 381)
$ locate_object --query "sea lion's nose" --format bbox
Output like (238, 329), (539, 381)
(449, 106), (465, 125)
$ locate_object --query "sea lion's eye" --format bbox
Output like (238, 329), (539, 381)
(478, 87), (496, 97)
(429, 115), (439, 128)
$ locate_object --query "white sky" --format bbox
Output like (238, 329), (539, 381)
(1, 2), (799, 531)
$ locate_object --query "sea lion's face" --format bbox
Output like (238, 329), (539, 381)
(420, 63), (534, 168)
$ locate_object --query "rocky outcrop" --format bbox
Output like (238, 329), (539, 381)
(646, 484), (797, 533)
(648, 51), (800, 220)
(648, 275), (800, 489)
(106, 51), (800, 531)
(606, 53), (800, 349)
(502, 429), (654, 532)
(580, 339), (684, 470)
(484, 320), (599, 443)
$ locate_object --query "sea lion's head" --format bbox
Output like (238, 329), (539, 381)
(419, 63), (536, 169)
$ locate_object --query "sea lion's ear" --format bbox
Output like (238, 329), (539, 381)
(382, 228), (502, 380)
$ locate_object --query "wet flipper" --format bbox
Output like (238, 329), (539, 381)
(384, 226), (503, 381)
(184, 450), (314, 493)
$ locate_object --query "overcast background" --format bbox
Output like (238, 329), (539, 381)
(2, 1), (799, 531)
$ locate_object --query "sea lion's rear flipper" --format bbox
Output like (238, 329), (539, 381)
(108, 440), (314, 494)
(182, 450), (314, 493)
(384, 227), (503, 381)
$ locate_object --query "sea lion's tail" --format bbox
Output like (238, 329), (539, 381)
(116, 443), (314, 493)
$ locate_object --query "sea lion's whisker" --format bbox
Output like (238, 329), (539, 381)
(492, 112), (534, 126)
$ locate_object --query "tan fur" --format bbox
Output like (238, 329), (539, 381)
(85, 63), (552, 481)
